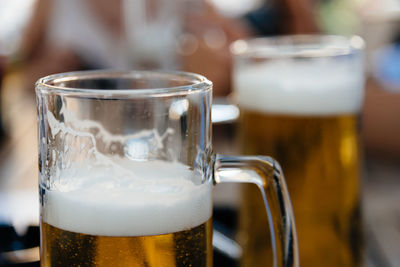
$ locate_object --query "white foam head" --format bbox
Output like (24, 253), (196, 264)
(42, 160), (212, 236)
(234, 58), (364, 115)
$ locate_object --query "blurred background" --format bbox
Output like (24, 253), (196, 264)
(0, 0), (400, 266)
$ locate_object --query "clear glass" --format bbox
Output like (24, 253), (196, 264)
(232, 35), (365, 267)
(36, 70), (298, 267)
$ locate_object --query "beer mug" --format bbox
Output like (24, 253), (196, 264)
(36, 71), (298, 267)
(231, 35), (365, 266)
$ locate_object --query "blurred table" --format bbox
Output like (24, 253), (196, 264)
(0, 73), (400, 266)
(363, 157), (400, 267)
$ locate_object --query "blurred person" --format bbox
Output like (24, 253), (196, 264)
(19, 0), (126, 93)
(20, 0), (245, 95)
(181, 0), (319, 95)
(19, 0), (321, 96)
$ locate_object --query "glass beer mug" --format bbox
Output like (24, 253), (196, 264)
(232, 35), (365, 267)
(36, 71), (298, 267)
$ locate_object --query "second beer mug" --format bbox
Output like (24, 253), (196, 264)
(36, 71), (298, 267)
(232, 35), (365, 267)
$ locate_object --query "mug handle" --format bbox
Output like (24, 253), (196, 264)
(213, 154), (299, 267)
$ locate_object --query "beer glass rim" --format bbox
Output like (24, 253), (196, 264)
(36, 70), (212, 97)
(230, 34), (365, 58)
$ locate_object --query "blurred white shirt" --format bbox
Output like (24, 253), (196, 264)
(47, 0), (129, 69)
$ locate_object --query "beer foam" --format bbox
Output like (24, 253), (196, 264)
(42, 160), (212, 236)
(41, 90), (211, 236)
(234, 59), (364, 115)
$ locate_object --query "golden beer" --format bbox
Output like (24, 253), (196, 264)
(40, 161), (213, 267)
(232, 36), (365, 267)
(41, 219), (212, 267)
(238, 110), (362, 267)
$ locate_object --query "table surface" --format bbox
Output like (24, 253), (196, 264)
(0, 73), (399, 267)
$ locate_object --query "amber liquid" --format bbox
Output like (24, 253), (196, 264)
(41, 219), (212, 267)
(239, 110), (363, 267)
